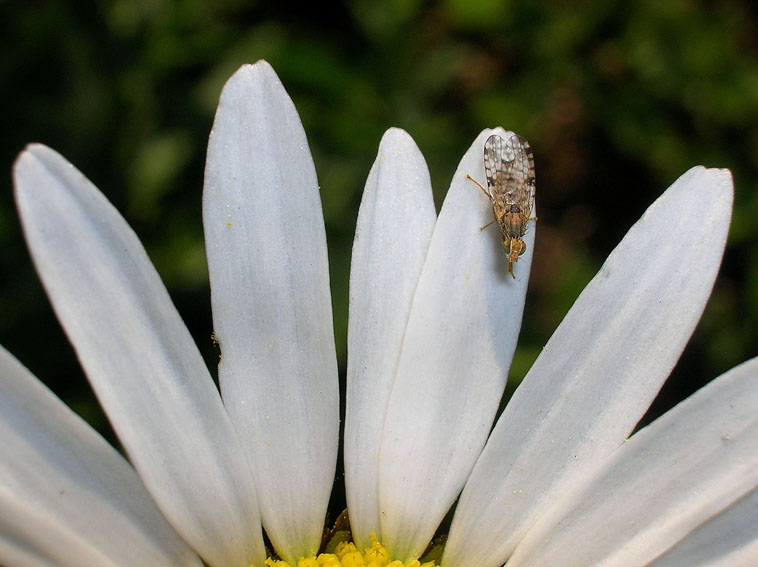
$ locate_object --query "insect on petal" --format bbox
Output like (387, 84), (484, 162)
(467, 133), (537, 278)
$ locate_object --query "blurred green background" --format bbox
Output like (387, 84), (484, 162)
(1, 0), (757, 450)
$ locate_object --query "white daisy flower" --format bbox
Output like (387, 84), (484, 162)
(2, 59), (756, 567)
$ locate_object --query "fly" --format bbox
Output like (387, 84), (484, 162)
(466, 133), (537, 278)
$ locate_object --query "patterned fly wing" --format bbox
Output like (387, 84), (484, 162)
(483, 133), (535, 229)
(467, 132), (537, 277)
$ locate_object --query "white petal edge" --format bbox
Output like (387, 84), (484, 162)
(648, 485), (758, 567)
(508, 356), (758, 566)
(13, 145), (265, 567)
(378, 129), (536, 560)
(0, 492), (116, 567)
(344, 128), (437, 549)
(203, 61), (339, 562)
(0, 346), (202, 567)
(443, 166), (734, 567)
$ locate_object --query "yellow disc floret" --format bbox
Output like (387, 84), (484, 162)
(264, 534), (436, 567)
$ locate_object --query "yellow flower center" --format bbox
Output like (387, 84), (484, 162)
(263, 534), (437, 567)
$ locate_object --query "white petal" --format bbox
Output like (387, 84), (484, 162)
(443, 166), (734, 567)
(0, 346), (202, 567)
(649, 486), (758, 567)
(13, 146), (265, 567)
(203, 61), (339, 562)
(509, 356), (758, 566)
(378, 129), (535, 560)
(344, 128), (436, 549)
(0, 492), (117, 567)
(0, 348), (202, 567)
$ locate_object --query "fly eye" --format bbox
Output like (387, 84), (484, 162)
(518, 242), (527, 256)
(503, 240), (511, 253)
